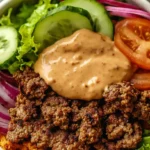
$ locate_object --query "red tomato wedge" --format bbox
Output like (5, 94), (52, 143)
(114, 18), (150, 70)
(131, 72), (150, 90)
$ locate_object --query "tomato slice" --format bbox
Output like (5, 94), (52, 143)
(131, 72), (150, 90)
(114, 18), (150, 70)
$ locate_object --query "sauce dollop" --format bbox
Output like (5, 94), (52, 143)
(34, 29), (133, 101)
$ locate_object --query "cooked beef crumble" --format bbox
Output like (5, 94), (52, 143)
(133, 90), (150, 121)
(103, 82), (139, 115)
(41, 96), (72, 130)
(7, 68), (149, 150)
(13, 67), (48, 100)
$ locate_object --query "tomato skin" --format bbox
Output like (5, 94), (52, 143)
(131, 72), (150, 90)
(114, 18), (150, 70)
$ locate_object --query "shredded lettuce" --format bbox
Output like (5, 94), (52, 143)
(137, 130), (150, 150)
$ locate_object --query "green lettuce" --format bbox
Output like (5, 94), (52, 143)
(0, 3), (35, 29)
(137, 130), (150, 150)
(7, 0), (57, 73)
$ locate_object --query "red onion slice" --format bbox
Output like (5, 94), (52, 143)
(106, 6), (150, 20)
(97, 0), (139, 9)
(0, 82), (15, 108)
(0, 127), (8, 134)
(1, 80), (19, 100)
(0, 71), (16, 86)
(0, 104), (10, 120)
(0, 122), (8, 134)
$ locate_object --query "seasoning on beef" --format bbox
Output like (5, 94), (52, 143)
(78, 101), (102, 144)
(69, 100), (82, 131)
(13, 67), (48, 100)
(52, 132), (89, 150)
(106, 114), (129, 140)
(7, 120), (33, 143)
(133, 90), (150, 121)
(31, 120), (51, 148)
(9, 95), (37, 121)
(41, 96), (72, 130)
(103, 82), (139, 115)
(105, 114), (142, 149)
(7, 68), (145, 150)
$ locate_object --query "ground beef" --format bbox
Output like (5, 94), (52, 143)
(31, 120), (51, 148)
(78, 101), (103, 144)
(13, 67), (48, 100)
(7, 120), (33, 143)
(133, 90), (150, 121)
(41, 96), (72, 130)
(69, 100), (83, 131)
(105, 114), (142, 149)
(93, 142), (106, 150)
(9, 95), (38, 121)
(7, 68), (145, 150)
(103, 82), (139, 115)
(52, 132), (89, 150)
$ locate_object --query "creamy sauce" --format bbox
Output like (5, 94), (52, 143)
(34, 29), (133, 101)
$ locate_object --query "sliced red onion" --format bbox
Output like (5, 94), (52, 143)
(0, 81), (15, 108)
(131, 0), (150, 12)
(0, 117), (9, 124)
(1, 79), (19, 100)
(106, 6), (150, 20)
(0, 71), (17, 86)
(0, 104), (10, 120)
(109, 11), (139, 18)
(97, 0), (139, 9)
(0, 97), (12, 109)
(0, 121), (8, 134)
(0, 127), (8, 134)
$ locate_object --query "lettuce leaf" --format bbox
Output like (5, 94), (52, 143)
(137, 130), (150, 150)
(0, 8), (14, 27)
(137, 137), (150, 150)
(0, 3), (35, 29)
(8, 0), (57, 73)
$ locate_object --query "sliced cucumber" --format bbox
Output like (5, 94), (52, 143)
(0, 26), (18, 69)
(60, 0), (113, 38)
(33, 6), (93, 49)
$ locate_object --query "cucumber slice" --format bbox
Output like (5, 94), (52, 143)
(33, 6), (93, 49)
(60, 0), (113, 38)
(0, 26), (18, 69)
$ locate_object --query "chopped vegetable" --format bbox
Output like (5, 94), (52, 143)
(97, 0), (150, 20)
(34, 6), (93, 48)
(60, 0), (114, 38)
(129, 0), (150, 12)
(0, 104), (10, 121)
(0, 76), (19, 108)
(138, 135), (150, 150)
(106, 6), (150, 20)
(0, 26), (18, 70)
(0, 71), (16, 86)
(114, 18), (150, 70)
(98, 0), (139, 9)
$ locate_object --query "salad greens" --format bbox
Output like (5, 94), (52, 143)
(137, 129), (150, 150)
(0, 0), (150, 149)
(0, 0), (113, 74)
(0, 0), (57, 73)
